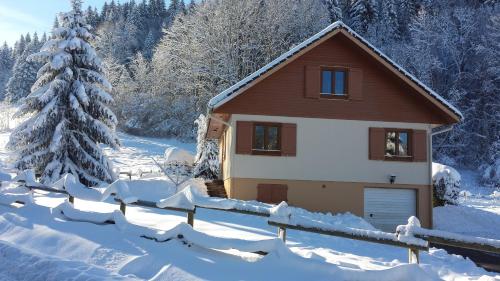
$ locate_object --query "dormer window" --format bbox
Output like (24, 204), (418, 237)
(321, 68), (347, 98)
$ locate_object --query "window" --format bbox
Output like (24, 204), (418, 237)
(321, 68), (347, 97)
(385, 130), (411, 159)
(252, 123), (281, 155)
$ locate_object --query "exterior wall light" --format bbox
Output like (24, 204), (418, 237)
(389, 174), (396, 184)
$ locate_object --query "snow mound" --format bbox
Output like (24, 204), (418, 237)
(155, 185), (196, 210)
(56, 200), (286, 253)
(270, 201), (292, 223)
(433, 163), (461, 182)
(157, 185), (271, 214)
(126, 177), (176, 201)
(432, 163), (461, 205)
(164, 147), (194, 165)
(13, 170), (41, 187)
(395, 217), (428, 247)
(0, 240), (136, 280)
(0, 184), (33, 206)
(53, 173), (137, 204)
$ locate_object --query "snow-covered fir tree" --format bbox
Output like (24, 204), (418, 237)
(5, 34), (45, 103)
(0, 43), (14, 100)
(193, 114), (220, 180)
(8, 0), (119, 186)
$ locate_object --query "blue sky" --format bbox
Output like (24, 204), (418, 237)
(0, 0), (126, 46)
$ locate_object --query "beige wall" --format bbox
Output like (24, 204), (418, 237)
(225, 114), (432, 185)
(227, 177), (432, 228)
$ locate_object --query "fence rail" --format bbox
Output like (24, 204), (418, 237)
(268, 221), (428, 251)
(414, 233), (500, 255)
(13, 181), (500, 265)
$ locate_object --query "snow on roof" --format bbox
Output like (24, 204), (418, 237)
(208, 21), (463, 120)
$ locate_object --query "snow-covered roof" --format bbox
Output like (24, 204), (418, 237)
(208, 21), (463, 121)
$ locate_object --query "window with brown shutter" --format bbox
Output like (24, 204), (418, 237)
(369, 127), (428, 162)
(237, 121), (297, 157)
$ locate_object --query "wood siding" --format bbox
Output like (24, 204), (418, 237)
(214, 33), (454, 125)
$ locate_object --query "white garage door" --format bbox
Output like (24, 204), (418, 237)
(364, 188), (416, 232)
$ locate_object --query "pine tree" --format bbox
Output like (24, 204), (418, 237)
(8, 0), (120, 186)
(323, 0), (342, 23)
(347, 0), (368, 32)
(143, 30), (156, 59)
(193, 114), (220, 180)
(13, 35), (26, 57)
(0, 43), (14, 100)
(5, 38), (43, 103)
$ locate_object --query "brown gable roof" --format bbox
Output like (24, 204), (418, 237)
(207, 21), (462, 122)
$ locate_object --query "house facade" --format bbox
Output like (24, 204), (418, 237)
(205, 22), (462, 231)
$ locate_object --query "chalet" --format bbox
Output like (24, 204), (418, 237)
(205, 21), (462, 231)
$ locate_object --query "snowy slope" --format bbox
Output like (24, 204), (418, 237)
(103, 132), (196, 176)
(433, 168), (499, 239)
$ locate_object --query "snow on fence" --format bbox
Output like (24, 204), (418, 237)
(397, 222), (500, 255)
(6, 174), (500, 265)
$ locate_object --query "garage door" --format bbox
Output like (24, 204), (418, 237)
(364, 188), (416, 232)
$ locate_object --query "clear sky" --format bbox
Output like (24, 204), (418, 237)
(0, 0), (126, 47)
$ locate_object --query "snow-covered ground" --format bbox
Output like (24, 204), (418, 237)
(104, 132), (196, 177)
(433, 169), (499, 239)
(0, 131), (498, 280)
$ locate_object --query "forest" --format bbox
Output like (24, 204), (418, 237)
(0, 0), (498, 185)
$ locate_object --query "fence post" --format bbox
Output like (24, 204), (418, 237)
(278, 226), (287, 242)
(408, 248), (419, 264)
(68, 195), (74, 204)
(187, 210), (195, 227)
(120, 201), (126, 215)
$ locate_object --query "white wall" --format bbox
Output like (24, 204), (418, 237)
(226, 114), (432, 185)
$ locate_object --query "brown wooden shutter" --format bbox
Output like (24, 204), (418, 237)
(236, 121), (253, 154)
(304, 66), (320, 99)
(412, 130), (428, 162)
(271, 184), (288, 203)
(257, 184), (288, 204)
(369, 127), (385, 160)
(349, 68), (363, 100)
(257, 184), (272, 203)
(281, 123), (297, 156)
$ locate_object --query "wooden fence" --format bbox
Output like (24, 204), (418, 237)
(119, 170), (157, 181)
(15, 182), (500, 265)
